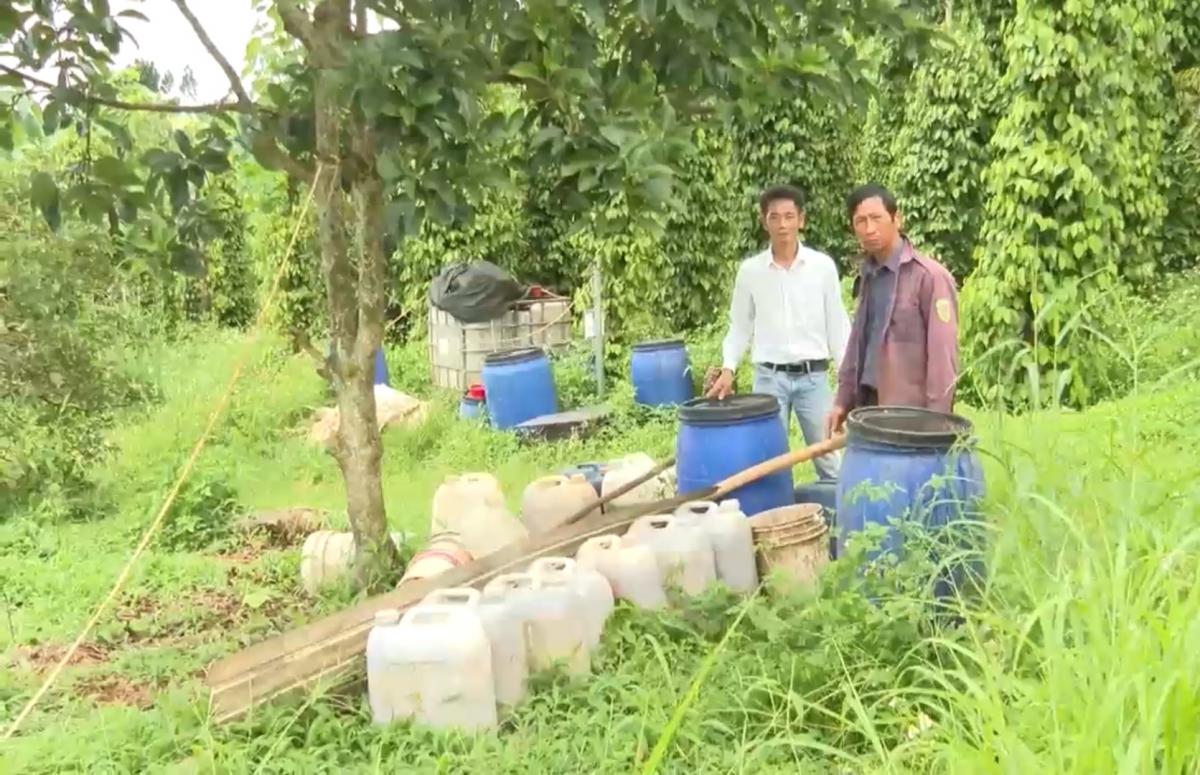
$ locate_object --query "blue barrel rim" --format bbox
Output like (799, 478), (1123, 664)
(483, 346), (546, 367)
(847, 405), (973, 449)
(678, 393), (779, 426)
(631, 338), (686, 352)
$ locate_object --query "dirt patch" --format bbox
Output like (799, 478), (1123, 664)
(74, 672), (156, 708)
(9, 641), (112, 672)
(213, 507), (325, 563)
(110, 585), (298, 648)
(236, 507), (324, 548)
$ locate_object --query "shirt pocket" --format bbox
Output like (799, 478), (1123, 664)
(888, 296), (926, 344)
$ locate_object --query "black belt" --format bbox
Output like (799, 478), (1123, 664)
(759, 360), (828, 374)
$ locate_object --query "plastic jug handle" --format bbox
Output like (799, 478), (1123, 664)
(530, 556), (575, 575)
(591, 535), (620, 550)
(400, 603), (469, 628)
(677, 501), (716, 517)
(489, 572), (539, 592)
(422, 586), (480, 607)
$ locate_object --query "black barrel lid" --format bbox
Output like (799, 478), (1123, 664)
(846, 405), (974, 449)
(678, 393), (780, 425)
(483, 347), (545, 366)
(632, 338), (686, 352)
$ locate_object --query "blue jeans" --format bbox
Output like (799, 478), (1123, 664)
(752, 364), (841, 481)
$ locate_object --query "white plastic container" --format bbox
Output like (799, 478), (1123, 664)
(458, 505), (529, 559)
(478, 575), (534, 707)
(576, 534), (667, 610)
(601, 453), (672, 508)
(365, 603), (497, 731)
(520, 474), (599, 535)
(424, 585), (528, 708)
(300, 530), (406, 594)
(507, 564), (590, 675)
(529, 556), (613, 648)
(430, 473), (507, 533)
(626, 513), (716, 596)
(674, 499), (759, 593)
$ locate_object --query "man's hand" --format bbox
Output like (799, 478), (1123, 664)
(824, 404), (848, 439)
(704, 368), (735, 399)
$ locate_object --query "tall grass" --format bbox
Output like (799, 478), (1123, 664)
(2, 308), (1199, 771)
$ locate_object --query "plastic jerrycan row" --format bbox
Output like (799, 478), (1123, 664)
(623, 498), (759, 597)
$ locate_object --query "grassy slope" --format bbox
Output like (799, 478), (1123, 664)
(1, 324), (1199, 773)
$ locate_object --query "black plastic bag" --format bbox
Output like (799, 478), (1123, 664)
(429, 260), (527, 324)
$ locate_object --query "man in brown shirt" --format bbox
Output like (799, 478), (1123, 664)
(824, 184), (960, 438)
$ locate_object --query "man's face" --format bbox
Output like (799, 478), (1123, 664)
(851, 196), (901, 256)
(761, 198), (804, 244)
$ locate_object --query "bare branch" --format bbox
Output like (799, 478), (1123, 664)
(167, 0), (254, 107)
(250, 131), (317, 184)
(0, 64), (245, 115)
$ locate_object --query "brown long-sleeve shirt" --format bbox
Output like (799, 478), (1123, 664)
(835, 238), (959, 413)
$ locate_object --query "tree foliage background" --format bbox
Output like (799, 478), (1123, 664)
(2, 0), (1199, 524)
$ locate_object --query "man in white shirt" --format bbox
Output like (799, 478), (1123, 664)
(705, 185), (851, 480)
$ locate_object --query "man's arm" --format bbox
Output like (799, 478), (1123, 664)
(824, 261), (851, 371)
(923, 267), (959, 413)
(720, 261), (754, 372)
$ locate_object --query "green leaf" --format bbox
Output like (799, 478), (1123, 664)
(509, 62), (541, 80)
(167, 169), (190, 212)
(642, 176), (673, 204)
(29, 171), (58, 211)
(30, 171), (61, 232)
(173, 129), (192, 156)
(141, 148), (183, 173)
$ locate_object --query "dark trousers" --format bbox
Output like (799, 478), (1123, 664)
(857, 385), (879, 408)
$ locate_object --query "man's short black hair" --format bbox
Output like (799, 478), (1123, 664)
(846, 184), (899, 220)
(759, 184), (805, 214)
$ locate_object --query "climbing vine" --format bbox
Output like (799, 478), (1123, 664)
(731, 91), (862, 262)
(885, 15), (1003, 277)
(961, 0), (1177, 408)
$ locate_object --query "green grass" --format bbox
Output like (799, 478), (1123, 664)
(2, 325), (1199, 773)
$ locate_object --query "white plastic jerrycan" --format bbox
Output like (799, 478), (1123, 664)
(576, 534), (667, 610)
(510, 562), (590, 675)
(529, 556), (613, 649)
(626, 513), (716, 596)
(521, 474), (599, 535)
(674, 499), (759, 593)
(478, 575), (536, 707)
(365, 603), (497, 731)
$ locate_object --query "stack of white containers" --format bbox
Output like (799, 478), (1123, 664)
(366, 485), (759, 732)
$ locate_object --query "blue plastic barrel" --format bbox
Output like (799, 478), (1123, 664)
(630, 339), (693, 407)
(558, 462), (608, 497)
(794, 478), (838, 559)
(835, 406), (986, 599)
(675, 394), (793, 517)
(480, 347), (558, 430)
(325, 345), (390, 386)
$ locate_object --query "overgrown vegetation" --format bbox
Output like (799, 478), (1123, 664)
(2, 0), (1200, 769)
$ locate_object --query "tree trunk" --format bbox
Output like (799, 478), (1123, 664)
(310, 0), (400, 590)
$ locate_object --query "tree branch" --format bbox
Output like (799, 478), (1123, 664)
(0, 64), (245, 115)
(167, 0), (254, 107)
(277, 0), (319, 47)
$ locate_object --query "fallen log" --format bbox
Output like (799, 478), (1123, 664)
(204, 435), (844, 723)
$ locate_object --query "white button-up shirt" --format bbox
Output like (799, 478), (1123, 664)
(720, 244), (851, 372)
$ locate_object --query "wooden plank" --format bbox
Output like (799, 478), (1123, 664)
(205, 502), (662, 723)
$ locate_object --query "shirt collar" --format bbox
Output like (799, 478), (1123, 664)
(765, 243), (803, 271)
(861, 238), (906, 275)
